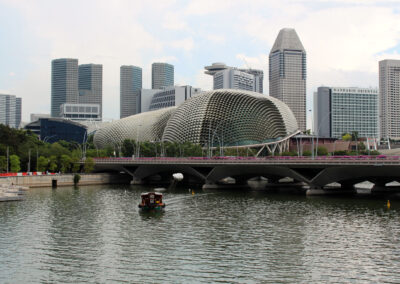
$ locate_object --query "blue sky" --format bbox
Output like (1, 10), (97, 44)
(1, 0), (400, 127)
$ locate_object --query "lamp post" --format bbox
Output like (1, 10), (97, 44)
(136, 124), (142, 158)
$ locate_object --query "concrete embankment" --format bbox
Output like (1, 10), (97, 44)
(1, 173), (131, 188)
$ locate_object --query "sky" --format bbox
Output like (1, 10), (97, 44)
(1, 0), (400, 128)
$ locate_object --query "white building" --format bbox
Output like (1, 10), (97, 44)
(314, 87), (378, 138)
(379, 59), (400, 139)
(60, 103), (101, 121)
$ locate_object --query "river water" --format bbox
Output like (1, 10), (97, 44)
(0, 185), (399, 283)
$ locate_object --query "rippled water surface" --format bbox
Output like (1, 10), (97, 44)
(0, 185), (400, 283)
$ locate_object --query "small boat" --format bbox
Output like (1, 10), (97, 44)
(138, 192), (166, 211)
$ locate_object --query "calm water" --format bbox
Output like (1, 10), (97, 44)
(0, 185), (400, 283)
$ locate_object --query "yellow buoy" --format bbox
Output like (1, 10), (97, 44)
(387, 200), (391, 209)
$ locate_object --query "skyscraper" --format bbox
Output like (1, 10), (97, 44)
(51, 58), (78, 117)
(379, 59), (400, 139)
(269, 28), (306, 131)
(314, 87), (378, 138)
(0, 94), (22, 128)
(78, 64), (103, 118)
(152, 63), (174, 89)
(120, 65), (143, 118)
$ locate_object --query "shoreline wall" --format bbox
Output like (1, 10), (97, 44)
(0, 173), (131, 188)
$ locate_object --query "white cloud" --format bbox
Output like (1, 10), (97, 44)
(162, 12), (189, 31)
(169, 37), (195, 52)
(9, 72), (15, 76)
(205, 34), (226, 44)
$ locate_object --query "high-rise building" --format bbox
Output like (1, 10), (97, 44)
(204, 62), (264, 94)
(269, 28), (306, 131)
(379, 59), (400, 139)
(120, 66), (143, 118)
(0, 94), (22, 128)
(51, 58), (78, 117)
(152, 63), (174, 89)
(78, 64), (103, 118)
(314, 87), (378, 138)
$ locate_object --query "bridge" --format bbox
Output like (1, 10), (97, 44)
(93, 156), (400, 192)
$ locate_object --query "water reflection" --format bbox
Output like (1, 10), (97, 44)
(0, 185), (399, 283)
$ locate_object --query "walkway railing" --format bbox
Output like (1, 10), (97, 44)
(92, 155), (400, 166)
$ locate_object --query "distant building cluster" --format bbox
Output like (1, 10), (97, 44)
(51, 58), (103, 121)
(119, 62), (201, 119)
(2, 26), (400, 147)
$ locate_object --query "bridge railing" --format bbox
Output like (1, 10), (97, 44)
(92, 155), (400, 165)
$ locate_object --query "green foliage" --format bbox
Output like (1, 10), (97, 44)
(333, 150), (348, 155)
(0, 156), (6, 172)
(48, 155), (58, 172)
(84, 157), (95, 173)
(317, 146), (328, 156)
(37, 156), (48, 172)
(10, 155), (20, 172)
(121, 139), (135, 157)
(358, 142), (366, 151)
(73, 173), (81, 185)
(59, 154), (71, 173)
(342, 133), (352, 141)
(281, 151), (297, 156)
(302, 150), (312, 156)
(70, 156), (81, 173)
(370, 150), (380, 155)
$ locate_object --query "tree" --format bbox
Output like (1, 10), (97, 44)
(0, 156), (6, 172)
(121, 139), (134, 157)
(342, 133), (352, 141)
(59, 154), (71, 173)
(84, 157), (94, 173)
(48, 155), (58, 172)
(70, 156), (81, 173)
(303, 150), (312, 156)
(37, 156), (48, 172)
(10, 155), (21, 172)
(317, 146), (328, 156)
(351, 131), (359, 141)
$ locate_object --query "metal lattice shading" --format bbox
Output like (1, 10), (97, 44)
(94, 107), (176, 148)
(161, 89), (298, 146)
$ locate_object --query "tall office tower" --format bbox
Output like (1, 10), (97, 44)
(269, 28), (307, 131)
(379, 59), (400, 139)
(314, 87), (378, 138)
(51, 58), (78, 117)
(204, 62), (264, 94)
(120, 65), (143, 118)
(152, 63), (174, 89)
(78, 64), (103, 119)
(0, 94), (22, 128)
